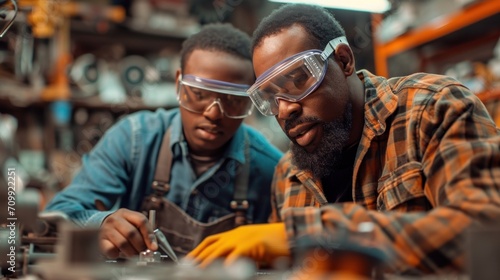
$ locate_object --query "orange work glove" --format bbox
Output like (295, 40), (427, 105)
(187, 222), (290, 268)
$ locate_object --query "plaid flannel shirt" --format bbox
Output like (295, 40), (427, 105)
(269, 69), (500, 274)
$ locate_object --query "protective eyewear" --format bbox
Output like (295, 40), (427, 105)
(247, 36), (348, 116)
(177, 74), (253, 119)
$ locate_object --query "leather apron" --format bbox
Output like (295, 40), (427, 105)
(141, 129), (250, 256)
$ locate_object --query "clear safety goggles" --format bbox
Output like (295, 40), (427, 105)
(247, 36), (348, 116)
(177, 74), (253, 119)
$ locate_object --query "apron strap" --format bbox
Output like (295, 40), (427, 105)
(147, 128), (173, 210)
(152, 128), (172, 196)
(230, 131), (250, 226)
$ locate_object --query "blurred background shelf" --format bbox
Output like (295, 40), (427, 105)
(372, 0), (500, 129)
(373, 0), (500, 77)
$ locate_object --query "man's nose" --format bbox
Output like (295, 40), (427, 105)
(276, 98), (301, 121)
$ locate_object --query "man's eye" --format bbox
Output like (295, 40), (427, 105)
(225, 95), (247, 106)
(191, 89), (208, 100)
(293, 73), (309, 88)
(262, 82), (283, 94)
(284, 67), (309, 87)
(273, 76), (289, 88)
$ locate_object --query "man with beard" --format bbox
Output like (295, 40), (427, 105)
(188, 4), (500, 275)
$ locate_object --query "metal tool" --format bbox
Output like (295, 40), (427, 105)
(154, 228), (178, 263)
(0, 0), (17, 38)
(148, 210), (178, 263)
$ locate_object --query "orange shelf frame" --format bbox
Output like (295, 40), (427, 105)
(476, 89), (500, 127)
(476, 89), (500, 103)
(373, 0), (500, 77)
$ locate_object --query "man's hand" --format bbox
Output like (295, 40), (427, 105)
(99, 208), (158, 259)
(187, 222), (290, 268)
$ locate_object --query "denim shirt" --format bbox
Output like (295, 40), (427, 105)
(44, 108), (283, 227)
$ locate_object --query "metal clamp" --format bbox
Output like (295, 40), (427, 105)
(231, 200), (249, 226)
(230, 199), (249, 210)
(152, 180), (170, 194)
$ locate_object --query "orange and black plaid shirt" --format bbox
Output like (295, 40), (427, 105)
(270, 70), (500, 274)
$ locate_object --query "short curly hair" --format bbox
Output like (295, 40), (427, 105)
(180, 23), (252, 72)
(252, 4), (346, 53)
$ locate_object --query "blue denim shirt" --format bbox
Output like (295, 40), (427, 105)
(44, 108), (283, 227)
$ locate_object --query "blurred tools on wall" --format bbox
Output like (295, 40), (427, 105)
(128, 0), (199, 37)
(1, 0), (183, 106)
(1, 0), (186, 194)
(69, 49), (178, 106)
(0, 0), (126, 100)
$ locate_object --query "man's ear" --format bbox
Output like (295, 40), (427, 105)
(334, 44), (355, 76)
(175, 69), (181, 81)
(175, 69), (181, 92)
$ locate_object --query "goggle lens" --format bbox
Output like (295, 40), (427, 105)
(248, 52), (327, 116)
(248, 36), (349, 116)
(178, 78), (253, 119)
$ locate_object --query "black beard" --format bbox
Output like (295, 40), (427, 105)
(289, 102), (353, 179)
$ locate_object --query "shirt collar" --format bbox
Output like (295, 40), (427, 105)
(223, 125), (247, 165)
(358, 69), (398, 136)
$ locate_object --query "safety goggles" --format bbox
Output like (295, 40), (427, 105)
(247, 36), (348, 116)
(177, 74), (253, 119)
